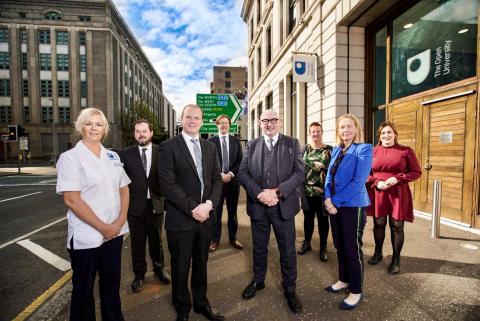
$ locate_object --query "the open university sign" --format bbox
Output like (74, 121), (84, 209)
(292, 55), (316, 83)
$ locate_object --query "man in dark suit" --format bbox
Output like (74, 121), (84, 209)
(238, 109), (304, 314)
(119, 119), (170, 293)
(207, 114), (243, 252)
(158, 104), (224, 321)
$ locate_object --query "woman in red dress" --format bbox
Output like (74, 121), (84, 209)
(366, 121), (421, 274)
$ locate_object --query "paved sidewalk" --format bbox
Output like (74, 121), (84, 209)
(36, 191), (480, 321)
(0, 166), (57, 176)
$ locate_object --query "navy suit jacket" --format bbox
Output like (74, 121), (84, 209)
(324, 143), (372, 208)
(158, 135), (222, 232)
(238, 134), (304, 220)
(208, 134), (243, 185)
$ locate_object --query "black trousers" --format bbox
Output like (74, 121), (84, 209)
(127, 199), (165, 277)
(212, 182), (240, 243)
(251, 206), (297, 292)
(167, 223), (212, 314)
(329, 207), (366, 294)
(303, 196), (329, 249)
(68, 236), (124, 321)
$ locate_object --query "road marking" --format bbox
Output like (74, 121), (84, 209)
(0, 183), (56, 186)
(0, 191), (42, 203)
(0, 217), (66, 250)
(17, 239), (71, 271)
(11, 270), (72, 321)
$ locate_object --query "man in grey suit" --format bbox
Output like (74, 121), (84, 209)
(119, 119), (170, 293)
(238, 109), (304, 314)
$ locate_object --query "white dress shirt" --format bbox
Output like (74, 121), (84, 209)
(263, 133), (279, 148)
(56, 141), (130, 250)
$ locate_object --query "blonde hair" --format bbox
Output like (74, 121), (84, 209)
(335, 113), (364, 146)
(74, 107), (110, 139)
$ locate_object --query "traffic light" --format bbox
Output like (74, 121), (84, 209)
(8, 124), (17, 142)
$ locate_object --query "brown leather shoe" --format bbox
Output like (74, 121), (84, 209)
(230, 239), (243, 250)
(209, 241), (218, 252)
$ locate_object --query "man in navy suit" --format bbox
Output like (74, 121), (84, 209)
(238, 109), (304, 314)
(158, 105), (224, 321)
(207, 114), (243, 252)
(119, 119), (170, 293)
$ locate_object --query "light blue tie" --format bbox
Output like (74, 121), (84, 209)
(191, 138), (204, 195)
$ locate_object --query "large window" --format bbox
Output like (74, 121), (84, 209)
(0, 79), (10, 96)
(59, 106), (70, 124)
(22, 80), (28, 97)
(289, 0), (297, 34)
(23, 106), (30, 123)
(39, 53), (51, 70)
(21, 53), (28, 70)
(80, 81), (87, 98)
(80, 55), (87, 71)
(373, 27), (387, 106)
(390, 0), (478, 99)
(41, 106), (53, 123)
(58, 80), (69, 97)
(39, 30), (50, 44)
(40, 80), (52, 97)
(266, 25), (272, 66)
(45, 11), (61, 20)
(56, 31), (68, 45)
(79, 32), (86, 45)
(0, 106), (12, 123)
(20, 29), (27, 43)
(0, 28), (8, 42)
(57, 54), (69, 71)
(0, 52), (9, 69)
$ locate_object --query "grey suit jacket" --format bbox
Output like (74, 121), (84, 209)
(238, 134), (304, 220)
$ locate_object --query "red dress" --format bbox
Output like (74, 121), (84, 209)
(366, 144), (422, 222)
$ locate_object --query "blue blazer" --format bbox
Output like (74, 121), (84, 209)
(324, 143), (372, 208)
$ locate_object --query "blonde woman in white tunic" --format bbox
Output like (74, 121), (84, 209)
(56, 107), (130, 321)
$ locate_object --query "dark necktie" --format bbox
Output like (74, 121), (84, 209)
(141, 148), (147, 173)
(221, 136), (229, 173)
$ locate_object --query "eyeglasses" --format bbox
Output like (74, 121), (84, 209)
(260, 118), (279, 124)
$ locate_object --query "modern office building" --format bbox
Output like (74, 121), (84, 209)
(241, 0), (479, 228)
(0, 0), (174, 159)
(210, 65), (248, 139)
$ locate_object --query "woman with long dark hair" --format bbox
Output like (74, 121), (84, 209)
(367, 121), (422, 274)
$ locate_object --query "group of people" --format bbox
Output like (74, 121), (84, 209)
(56, 105), (421, 321)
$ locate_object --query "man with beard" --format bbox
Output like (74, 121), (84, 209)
(119, 119), (170, 292)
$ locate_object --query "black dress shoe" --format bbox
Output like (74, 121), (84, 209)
(388, 255), (400, 274)
(176, 313), (189, 321)
(154, 269), (171, 284)
(368, 251), (383, 265)
(193, 305), (225, 321)
(284, 291), (302, 314)
(297, 240), (311, 255)
(230, 239), (243, 250)
(131, 276), (144, 292)
(319, 249), (328, 262)
(242, 280), (265, 299)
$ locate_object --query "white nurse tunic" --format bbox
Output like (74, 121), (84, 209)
(56, 141), (131, 250)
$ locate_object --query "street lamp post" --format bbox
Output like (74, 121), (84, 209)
(49, 97), (58, 166)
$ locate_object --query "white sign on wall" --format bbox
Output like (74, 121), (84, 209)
(292, 55), (316, 83)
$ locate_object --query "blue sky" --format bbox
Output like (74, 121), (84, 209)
(112, 0), (247, 113)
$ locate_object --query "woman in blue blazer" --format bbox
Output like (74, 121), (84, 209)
(323, 114), (372, 310)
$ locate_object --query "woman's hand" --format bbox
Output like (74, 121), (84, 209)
(324, 198), (338, 215)
(384, 177), (398, 187)
(100, 223), (120, 240)
(376, 180), (389, 190)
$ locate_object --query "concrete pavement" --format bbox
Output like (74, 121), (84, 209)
(22, 188), (477, 321)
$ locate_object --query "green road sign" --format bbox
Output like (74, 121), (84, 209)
(197, 94), (242, 122)
(200, 124), (238, 134)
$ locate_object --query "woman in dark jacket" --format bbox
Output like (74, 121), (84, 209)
(298, 122), (332, 262)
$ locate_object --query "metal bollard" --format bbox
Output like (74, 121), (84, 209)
(431, 180), (442, 238)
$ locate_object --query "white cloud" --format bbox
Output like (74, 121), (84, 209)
(112, 0), (247, 115)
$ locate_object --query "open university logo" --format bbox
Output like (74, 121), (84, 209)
(407, 49), (431, 85)
(295, 61), (306, 75)
(107, 152), (118, 160)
